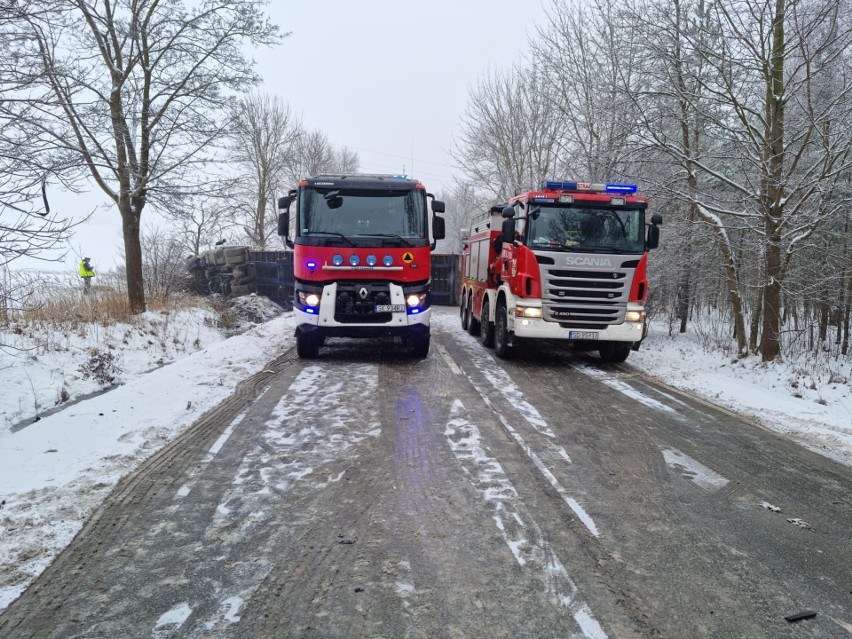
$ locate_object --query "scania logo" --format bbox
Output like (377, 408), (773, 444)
(563, 256), (614, 267)
(358, 287), (369, 300)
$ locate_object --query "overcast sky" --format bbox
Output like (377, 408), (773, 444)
(260, 0), (548, 191)
(28, 0), (549, 273)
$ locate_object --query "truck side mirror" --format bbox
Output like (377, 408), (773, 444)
(646, 214), (661, 250)
(502, 219), (516, 246)
(431, 200), (445, 214)
(278, 196), (293, 248)
(501, 207), (516, 245)
(432, 215), (445, 241)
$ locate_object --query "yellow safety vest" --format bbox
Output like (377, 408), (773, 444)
(79, 261), (94, 277)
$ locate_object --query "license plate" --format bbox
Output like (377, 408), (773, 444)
(375, 304), (405, 313)
(569, 331), (598, 340)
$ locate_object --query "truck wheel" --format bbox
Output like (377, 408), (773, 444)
(411, 334), (430, 358)
(467, 298), (480, 336)
(494, 301), (517, 359)
(599, 341), (631, 363)
(480, 301), (494, 348)
(296, 333), (320, 359)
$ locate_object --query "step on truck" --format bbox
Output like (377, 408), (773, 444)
(460, 180), (662, 362)
(278, 174), (445, 358)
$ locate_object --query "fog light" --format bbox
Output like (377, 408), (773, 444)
(626, 310), (646, 323)
(383, 255), (394, 266)
(349, 254), (360, 266)
(332, 254), (343, 266)
(367, 254), (377, 266)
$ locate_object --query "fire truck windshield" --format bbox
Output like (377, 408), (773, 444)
(526, 204), (646, 254)
(298, 187), (427, 245)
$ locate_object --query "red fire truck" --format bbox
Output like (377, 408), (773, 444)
(277, 174), (445, 358)
(460, 181), (661, 362)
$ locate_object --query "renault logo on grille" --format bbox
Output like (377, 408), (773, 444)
(358, 287), (369, 300)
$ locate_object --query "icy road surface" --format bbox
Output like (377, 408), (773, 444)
(1, 309), (850, 638)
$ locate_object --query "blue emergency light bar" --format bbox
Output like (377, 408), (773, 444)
(541, 180), (637, 194)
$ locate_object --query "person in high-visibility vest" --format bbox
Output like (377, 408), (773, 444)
(79, 257), (95, 292)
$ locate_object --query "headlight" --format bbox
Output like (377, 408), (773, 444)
(406, 293), (427, 307)
(332, 254), (344, 266)
(626, 310), (646, 323)
(515, 306), (542, 318)
(299, 291), (320, 307)
(366, 254), (377, 266)
(349, 254), (360, 266)
(383, 255), (394, 266)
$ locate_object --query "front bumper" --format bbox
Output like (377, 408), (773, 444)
(508, 302), (645, 343)
(295, 281), (431, 338)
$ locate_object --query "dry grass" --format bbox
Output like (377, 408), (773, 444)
(8, 273), (199, 330)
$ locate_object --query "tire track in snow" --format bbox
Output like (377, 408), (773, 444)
(574, 364), (678, 414)
(439, 333), (600, 537)
(445, 398), (607, 639)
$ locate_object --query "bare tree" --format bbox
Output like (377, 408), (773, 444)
(0, 0), (81, 275)
(284, 129), (360, 185)
(453, 65), (566, 199)
(140, 224), (189, 299)
(228, 93), (302, 249)
(1, 0), (284, 314)
(531, 0), (642, 181)
(434, 179), (492, 255)
(160, 189), (237, 258)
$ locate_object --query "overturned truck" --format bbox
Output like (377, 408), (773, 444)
(186, 246), (295, 306)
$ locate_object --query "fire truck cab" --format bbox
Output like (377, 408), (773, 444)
(460, 181), (661, 362)
(278, 174), (445, 358)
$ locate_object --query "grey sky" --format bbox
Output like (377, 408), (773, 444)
(261, 1), (547, 192)
(35, 0), (549, 271)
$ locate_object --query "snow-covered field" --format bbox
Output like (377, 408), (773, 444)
(0, 303), (849, 611)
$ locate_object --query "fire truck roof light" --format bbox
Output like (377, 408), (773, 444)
(605, 183), (638, 194)
(541, 180), (638, 195)
(542, 180), (577, 191)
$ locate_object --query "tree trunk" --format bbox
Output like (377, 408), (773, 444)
(120, 201), (146, 314)
(749, 284), (762, 353)
(759, 0), (786, 363)
(843, 265), (851, 356)
(760, 235), (783, 361)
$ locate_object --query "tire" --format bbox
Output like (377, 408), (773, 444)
(480, 299), (494, 348)
(296, 332), (320, 358)
(411, 334), (430, 358)
(467, 298), (480, 336)
(599, 341), (631, 363)
(494, 301), (517, 359)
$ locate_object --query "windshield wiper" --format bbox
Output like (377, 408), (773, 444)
(305, 231), (355, 246)
(354, 233), (412, 247)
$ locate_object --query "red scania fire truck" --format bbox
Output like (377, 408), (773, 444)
(277, 174), (445, 358)
(460, 180), (662, 362)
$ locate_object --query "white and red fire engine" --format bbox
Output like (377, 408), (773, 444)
(460, 181), (662, 362)
(278, 174), (445, 358)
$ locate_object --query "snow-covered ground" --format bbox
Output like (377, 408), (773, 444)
(0, 304), (849, 611)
